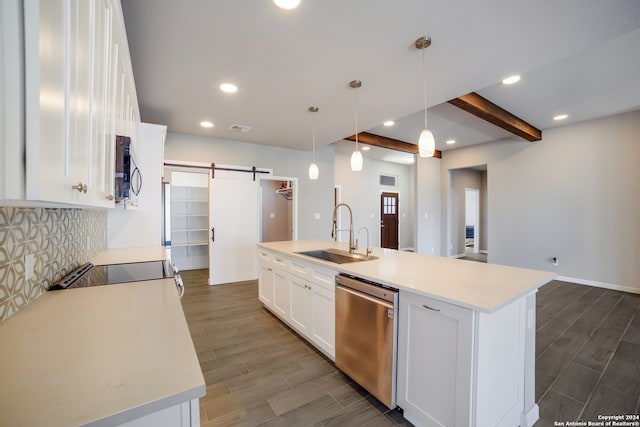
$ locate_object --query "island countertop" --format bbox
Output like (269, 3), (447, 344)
(257, 240), (556, 313)
(0, 279), (205, 427)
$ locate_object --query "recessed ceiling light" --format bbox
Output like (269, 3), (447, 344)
(361, 146), (371, 151)
(200, 121), (214, 128)
(446, 139), (456, 145)
(219, 83), (238, 93)
(553, 114), (568, 121)
(502, 75), (521, 85)
(273, 0), (300, 9)
(383, 121), (395, 127)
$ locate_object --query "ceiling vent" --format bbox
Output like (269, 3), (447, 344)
(229, 124), (251, 133)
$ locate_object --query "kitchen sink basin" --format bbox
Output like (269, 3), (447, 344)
(296, 249), (377, 264)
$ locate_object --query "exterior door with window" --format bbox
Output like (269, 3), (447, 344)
(380, 192), (399, 249)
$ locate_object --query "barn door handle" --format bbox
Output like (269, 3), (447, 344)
(211, 227), (215, 242)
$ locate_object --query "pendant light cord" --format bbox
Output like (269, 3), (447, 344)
(355, 85), (359, 150)
(423, 46), (428, 129)
(312, 111), (316, 162)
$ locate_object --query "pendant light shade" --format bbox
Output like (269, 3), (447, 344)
(308, 162), (319, 180)
(308, 106), (319, 180)
(418, 128), (435, 157)
(416, 36), (435, 158)
(349, 80), (363, 171)
(350, 149), (363, 171)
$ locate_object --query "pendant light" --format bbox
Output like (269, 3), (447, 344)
(349, 80), (363, 171)
(416, 36), (435, 157)
(308, 106), (319, 180)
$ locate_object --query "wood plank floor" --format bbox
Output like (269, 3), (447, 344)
(180, 270), (640, 426)
(535, 280), (640, 425)
(179, 269), (411, 426)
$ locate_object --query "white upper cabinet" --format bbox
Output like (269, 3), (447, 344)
(8, 0), (138, 207)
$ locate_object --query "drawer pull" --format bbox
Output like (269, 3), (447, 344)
(422, 304), (441, 312)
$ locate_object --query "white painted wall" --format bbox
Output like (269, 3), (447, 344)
(260, 180), (292, 242)
(108, 123), (166, 248)
(415, 156), (441, 255)
(441, 109), (640, 292)
(164, 133), (334, 240)
(334, 151), (415, 250)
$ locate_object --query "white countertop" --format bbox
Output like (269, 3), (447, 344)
(257, 240), (556, 313)
(0, 279), (205, 427)
(90, 246), (168, 266)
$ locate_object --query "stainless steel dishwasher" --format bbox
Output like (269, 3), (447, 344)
(335, 274), (398, 409)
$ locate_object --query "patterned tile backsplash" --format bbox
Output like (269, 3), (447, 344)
(0, 207), (106, 322)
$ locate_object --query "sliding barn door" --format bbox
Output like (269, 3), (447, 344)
(209, 169), (259, 285)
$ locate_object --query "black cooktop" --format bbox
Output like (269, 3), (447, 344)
(49, 261), (171, 290)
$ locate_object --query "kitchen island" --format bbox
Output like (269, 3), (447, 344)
(0, 279), (205, 427)
(257, 239), (556, 427)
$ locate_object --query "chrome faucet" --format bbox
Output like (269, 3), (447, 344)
(331, 203), (357, 254)
(356, 227), (372, 258)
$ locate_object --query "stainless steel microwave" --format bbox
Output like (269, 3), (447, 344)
(115, 136), (142, 204)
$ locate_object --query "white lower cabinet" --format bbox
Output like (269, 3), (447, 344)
(397, 292), (474, 427)
(257, 249), (336, 360)
(271, 267), (289, 319)
(398, 290), (530, 427)
(289, 274), (313, 336)
(258, 261), (274, 307)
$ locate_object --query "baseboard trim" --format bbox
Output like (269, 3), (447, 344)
(557, 275), (640, 295)
(521, 404), (539, 427)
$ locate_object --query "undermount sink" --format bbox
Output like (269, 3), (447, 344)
(296, 248), (378, 264)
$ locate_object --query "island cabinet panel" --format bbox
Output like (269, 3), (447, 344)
(258, 256), (274, 307)
(257, 249), (337, 360)
(119, 399), (199, 427)
(272, 268), (289, 319)
(397, 292), (474, 427)
(289, 274), (313, 336)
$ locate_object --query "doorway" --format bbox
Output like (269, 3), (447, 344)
(380, 192), (399, 249)
(465, 188), (480, 254)
(259, 177), (297, 242)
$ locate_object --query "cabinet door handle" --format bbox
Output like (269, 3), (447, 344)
(422, 304), (441, 312)
(105, 194), (114, 200)
(211, 227), (215, 242)
(72, 182), (87, 193)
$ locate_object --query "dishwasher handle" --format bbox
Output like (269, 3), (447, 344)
(335, 274), (397, 303)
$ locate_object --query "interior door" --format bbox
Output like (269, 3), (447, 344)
(209, 169), (259, 285)
(380, 192), (399, 249)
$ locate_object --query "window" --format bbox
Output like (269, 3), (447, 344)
(383, 196), (396, 214)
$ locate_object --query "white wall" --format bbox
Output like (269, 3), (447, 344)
(414, 156), (441, 255)
(441, 109), (640, 292)
(164, 132), (334, 240)
(334, 151), (415, 250)
(108, 123), (166, 248)
(260, 180), (292, 242)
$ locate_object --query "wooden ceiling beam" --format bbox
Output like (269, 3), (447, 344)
(345, 132), (442, 159)
(448, 92), (542, 142)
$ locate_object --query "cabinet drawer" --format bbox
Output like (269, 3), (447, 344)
(272, 254), (287, 267)
(310, 266), (337, 291)
(288, 258), (308, 276)
(258, 250), (273, 263)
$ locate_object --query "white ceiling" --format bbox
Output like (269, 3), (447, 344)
(121, 0), (640, 159)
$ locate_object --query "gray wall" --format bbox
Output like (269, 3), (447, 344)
(480, 171), (488, 251)
(334, 151), (415, 250)
(164, 132), (335, 241)
(441, 109), (640, 292)
(415, 156), (441, 255)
